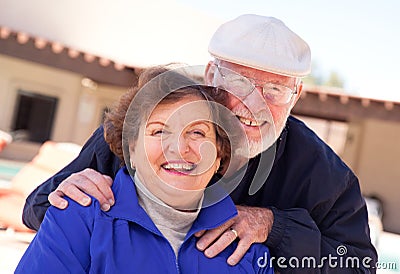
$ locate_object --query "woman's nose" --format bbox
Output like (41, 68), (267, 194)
(165, 133), (190, 155)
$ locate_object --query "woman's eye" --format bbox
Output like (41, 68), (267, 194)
(195, 131), (205, 136)
(189, 130), (206, 137)
(152, 129), (165, 136)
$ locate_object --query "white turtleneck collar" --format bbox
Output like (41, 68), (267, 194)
(134, 173), (203, 256)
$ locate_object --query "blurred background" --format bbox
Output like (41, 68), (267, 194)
(0, 0), (399, 272)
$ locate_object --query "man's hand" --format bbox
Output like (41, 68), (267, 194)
(195, 205), (273, 266)
(48, 168), (114, 211)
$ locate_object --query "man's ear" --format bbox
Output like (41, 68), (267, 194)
(292, 80), (303, 106)
(204, 60), (215, 85)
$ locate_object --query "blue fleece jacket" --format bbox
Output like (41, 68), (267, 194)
(16, 167), (273, 274)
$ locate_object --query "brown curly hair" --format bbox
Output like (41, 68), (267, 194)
(103, 65), (173, 162)
(103, 65), (235, 174)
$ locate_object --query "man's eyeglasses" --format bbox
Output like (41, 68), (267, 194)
(213, 64), (298, 106)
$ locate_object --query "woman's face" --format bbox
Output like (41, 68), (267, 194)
(130, 95), (221, 209)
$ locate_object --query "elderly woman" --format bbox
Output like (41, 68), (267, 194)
(16, 65), (273, 273)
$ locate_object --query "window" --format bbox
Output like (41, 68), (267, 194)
(12, 90), (58, 143)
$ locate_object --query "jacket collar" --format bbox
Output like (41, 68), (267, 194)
(274, 116), (289, 164)
(105, 167), (237, 236)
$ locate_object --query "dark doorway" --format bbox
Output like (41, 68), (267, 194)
(12, 90), (58, 143)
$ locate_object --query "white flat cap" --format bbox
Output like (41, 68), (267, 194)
(208, 14), (311, 77)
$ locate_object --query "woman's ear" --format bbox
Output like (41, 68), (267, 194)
(215, 158), (221, 174)
(129, 144), (136, 169)
(204, 60), (215, 85)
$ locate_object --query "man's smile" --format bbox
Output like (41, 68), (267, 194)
(236, 115), (268, 127)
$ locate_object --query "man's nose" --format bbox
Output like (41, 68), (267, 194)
(242, 85), (268, 113)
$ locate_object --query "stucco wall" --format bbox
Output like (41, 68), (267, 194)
(343, 118), (400, 233)
(0, 54), (126, 148)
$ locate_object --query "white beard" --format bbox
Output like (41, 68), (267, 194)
(235, 131), (275, 159)
(229, 94), (293, 159)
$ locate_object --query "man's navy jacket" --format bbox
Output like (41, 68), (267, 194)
(23, 116), (378, 273)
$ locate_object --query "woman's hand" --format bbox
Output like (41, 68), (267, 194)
(195, 205), (274, 265)
(48, 168), (115, 211)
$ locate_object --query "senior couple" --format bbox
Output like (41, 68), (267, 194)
(17, 14), (377, 273)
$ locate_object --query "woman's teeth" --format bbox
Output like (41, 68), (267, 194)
(162, 163), (195, 172)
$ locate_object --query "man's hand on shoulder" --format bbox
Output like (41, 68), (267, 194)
(195, 205), (274, 266)
(48, 168), (115, 211)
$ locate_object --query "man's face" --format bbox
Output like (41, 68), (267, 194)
(205, 60), (301, 158)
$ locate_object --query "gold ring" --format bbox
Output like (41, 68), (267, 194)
(230, 228), (238, 238)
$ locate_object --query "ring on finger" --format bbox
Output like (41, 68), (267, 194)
(230, 228), (238, 238)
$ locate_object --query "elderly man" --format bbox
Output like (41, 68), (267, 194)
(23, 15), (377, 272)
